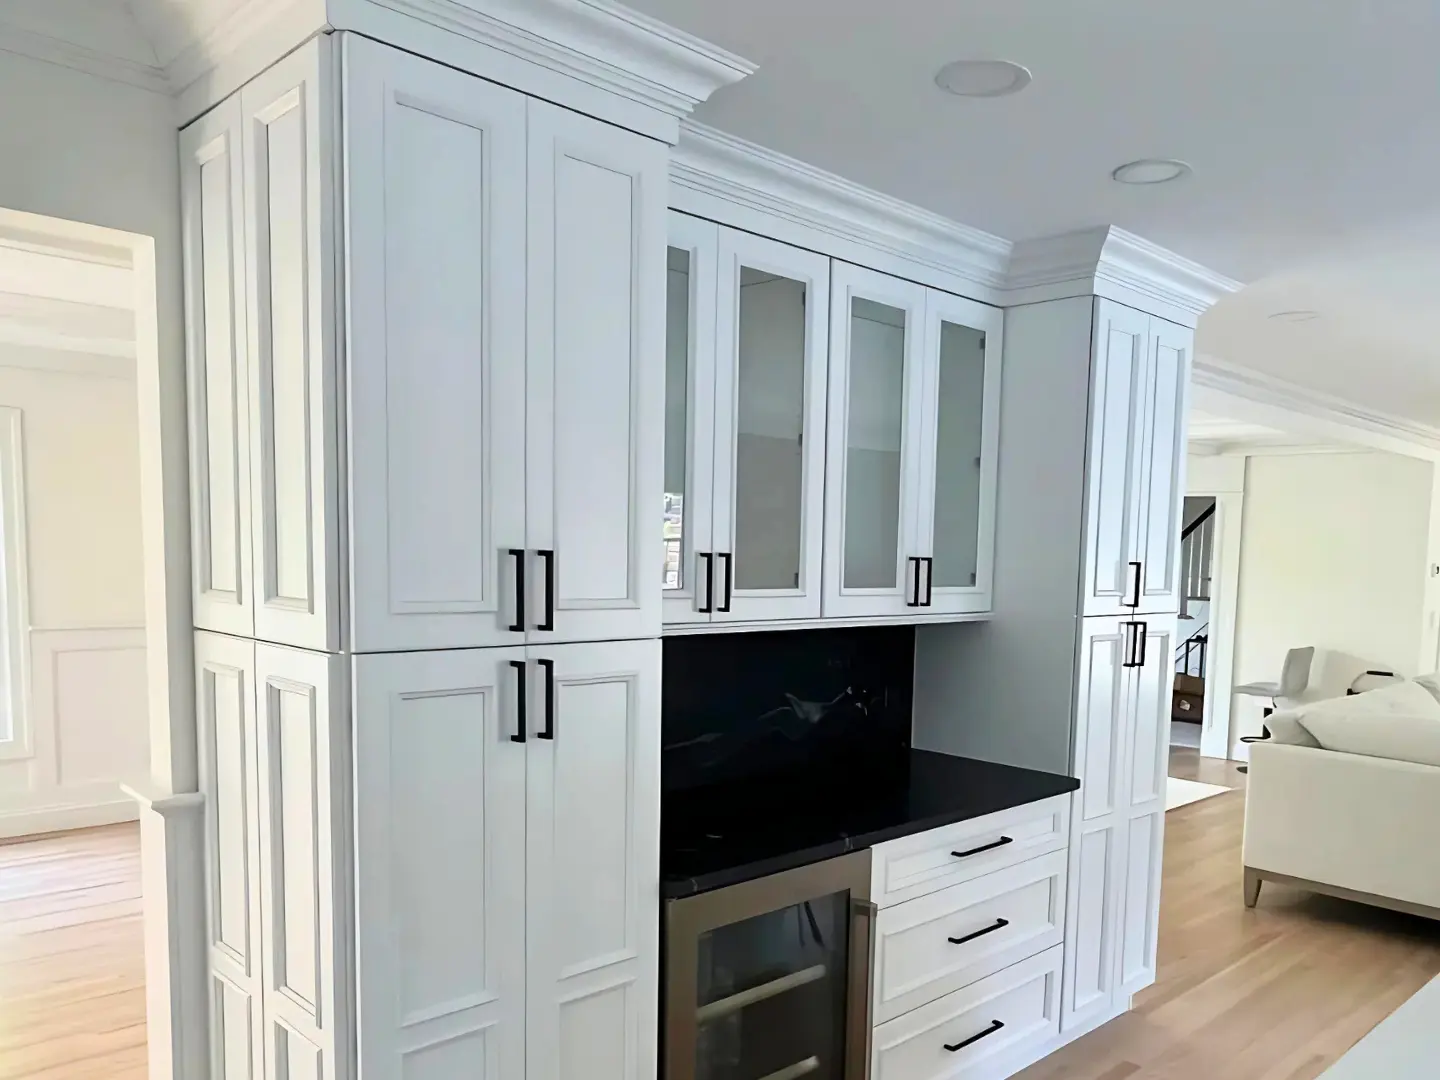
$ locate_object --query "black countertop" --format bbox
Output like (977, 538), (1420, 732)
(660, 749), (1079, 899)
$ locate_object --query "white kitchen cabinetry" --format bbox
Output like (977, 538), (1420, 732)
(663, 213), (831, 624)
(354, 640), (660, 1080)
(196, 631), (351, 1080)
(1081, 300), (1191, 619)
(184, 34), (665, 654)
(1062, 615), (1175, 1032)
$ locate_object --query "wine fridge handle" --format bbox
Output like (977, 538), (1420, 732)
(845, 898), (878, 1080)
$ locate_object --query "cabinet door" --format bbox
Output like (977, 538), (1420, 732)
(354, 647), (527, 1080)
(196, 632), (264, 1080)
(823, 263), (928, 618)
(1131, 320), (1191, 615)
(344, 35), (529, 651)
(253, 642), (350, 1080)
(1081, 300), (1148, 619)
(662, 213), (720, 625)
(525, 639), (660, 1080)
(183, 101), (254, 640)
(1118, 616), (1175, 996)
(1062, 618), (1130, 1033)
(526, 100), (667, 644)
(712, 228), (830, 623)
(240, 41), (342, 652)
(915, 288), (1003, 616)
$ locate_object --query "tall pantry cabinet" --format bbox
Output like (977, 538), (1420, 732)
(183, 31), (666, 1080)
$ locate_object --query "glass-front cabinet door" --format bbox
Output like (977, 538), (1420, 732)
(915, 290), (1003, 615)
(822, 262), (928, 618)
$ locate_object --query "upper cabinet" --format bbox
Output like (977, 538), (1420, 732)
(663, 215), (1003, 629)
(183, 35), (666, 652)
(1081, 299), (1192, 618)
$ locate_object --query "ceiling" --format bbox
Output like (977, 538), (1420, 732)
(627, 0), (1440, 432)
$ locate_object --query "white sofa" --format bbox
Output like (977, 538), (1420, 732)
(1242, 679), (1440, 920)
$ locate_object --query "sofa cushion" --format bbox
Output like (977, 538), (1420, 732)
(1297, 681), (1440, 767)
(1266, 710), (1321, 747)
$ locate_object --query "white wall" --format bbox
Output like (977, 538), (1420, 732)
(0, 356), (149, 836)
(1230, 450), (1435, 750)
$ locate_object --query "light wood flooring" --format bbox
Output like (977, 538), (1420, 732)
(1018, 749), (1440, 1080)
(0, 823), (146, 1079)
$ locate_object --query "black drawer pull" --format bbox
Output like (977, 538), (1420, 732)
(947, 918), (1009, 946)
(537, 549), (555, 631)
(944, 1020), (1004, 1053)
(951, 836), (1013, 860)
(508, 549), (526, 633)
(537, 658), (555, 740)
(509, 659), (526, 743)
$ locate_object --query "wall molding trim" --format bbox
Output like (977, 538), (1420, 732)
(0, 796), (139, 840)
(0, 21), (170, 95)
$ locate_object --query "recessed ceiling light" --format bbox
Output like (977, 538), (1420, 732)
(1268, 310), (1320, 323)
(1111, 158), (1192, 185)
(934, 59), (1032, 98)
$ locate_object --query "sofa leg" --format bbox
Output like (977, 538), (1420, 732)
(1243, 867), (1262, 908)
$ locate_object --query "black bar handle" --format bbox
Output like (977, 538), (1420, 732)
(947, 918), (1010, 946)
(1136, 619), (1148, 668)
(923, 556), (934, 607)
(718, 552), (733, 613)
(944, 1020), (1004, 1053)
(1121, 621), (1138, 668)
(1124, 560), (1142, 608)
(508, 549), (526, 632)
(951, 835), (1012, 860)
(537, 658), (555, 740)
(905, 557), (922, 608)
(697, 552), (713, 614)
(509, 659), (527, 743)
(537, 549), (555, 631)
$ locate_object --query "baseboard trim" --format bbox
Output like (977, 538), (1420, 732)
(0, 796), (139, 840)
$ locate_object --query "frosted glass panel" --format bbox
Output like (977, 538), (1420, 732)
(931, 321), (986, 588)
(843, 298), (905, 589)
(664, 247), (690, 590)
(733, 267), (806, 592)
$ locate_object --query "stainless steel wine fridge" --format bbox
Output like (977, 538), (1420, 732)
(663, 851), (876, 1080)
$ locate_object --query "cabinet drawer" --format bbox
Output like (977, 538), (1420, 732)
(872, 945), (1062, 1080)
(871, 795), (1070, 907)
(874, 850), (1065, 1024)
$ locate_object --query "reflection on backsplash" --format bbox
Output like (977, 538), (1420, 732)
(662, 626), (915, 792)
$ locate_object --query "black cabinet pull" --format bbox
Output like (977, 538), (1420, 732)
(944, 1020), (1004, 1053)
(948, 918), (1009, 946)
(1135, 619), (1148, 667)
(509, 659), (527, 743)
(697, 552), (713, 614)
(923, 556), (934, 607)
(537, 549), (555, 631)
(951, 835), (1012, 859)
(537, 658), (555, 740)
(1121, 620), (1148, 668)
(1124, 560), (1142, 608)
(718, 552), (733, 613)
(906, 557), (922, 608)
(508, 549), (526, 632)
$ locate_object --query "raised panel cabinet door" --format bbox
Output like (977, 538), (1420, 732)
(1081, 299), (1149, 619)
(711, 226), (830, 623)
(240, 40), (342, 652)
(662, 212), (720, 625)
(252, 642), (350, 1080)
(823, 262), (928, 619)
(183, 100), (254, 639)
(1062, 617), (1130, 1033)
(1132, 319), (1192, 614)
(195, 631), (265, 1080)
(526, 99), (667, 644)
(525, 639), (660, 1080)
(343, 34), (529, 651)
(353, 647), (527, 1080)
(914, 288), (1003, 616)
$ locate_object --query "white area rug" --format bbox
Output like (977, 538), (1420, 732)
(1165, 777), (1229, 811)
(1323, 973), (1440, 1077)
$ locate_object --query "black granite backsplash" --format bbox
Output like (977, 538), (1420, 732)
(661, 626), (915, 793)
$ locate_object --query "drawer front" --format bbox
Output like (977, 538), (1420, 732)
(871, 795), (1070, 908)
(872, 945), (1062, 1080)
(874, 850), (1066, 1024)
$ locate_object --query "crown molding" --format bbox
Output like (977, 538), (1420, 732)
(671, 122), (1013, 299)
(0, 21), (170, 95)
(1193, 353), (1440, 457)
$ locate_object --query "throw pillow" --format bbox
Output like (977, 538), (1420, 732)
(1266, 710), (1321, 748)
(1299, 678), (1440, 722)
(1299, 708), (1440, 768)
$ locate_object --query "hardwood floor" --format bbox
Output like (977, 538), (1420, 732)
(1018, 751), (1440, 1080)
(0, 824), (146, 1079)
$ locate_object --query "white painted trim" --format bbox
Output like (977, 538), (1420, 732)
(0, 20), (170, 95)
(0, 409), (29, 762)
(0, 796), (139, 840)
(0, 341), (136, 377)
(121, 781), (206, 815)
(662, 611), (992, 636)
(1188, 490), (1243, 761)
